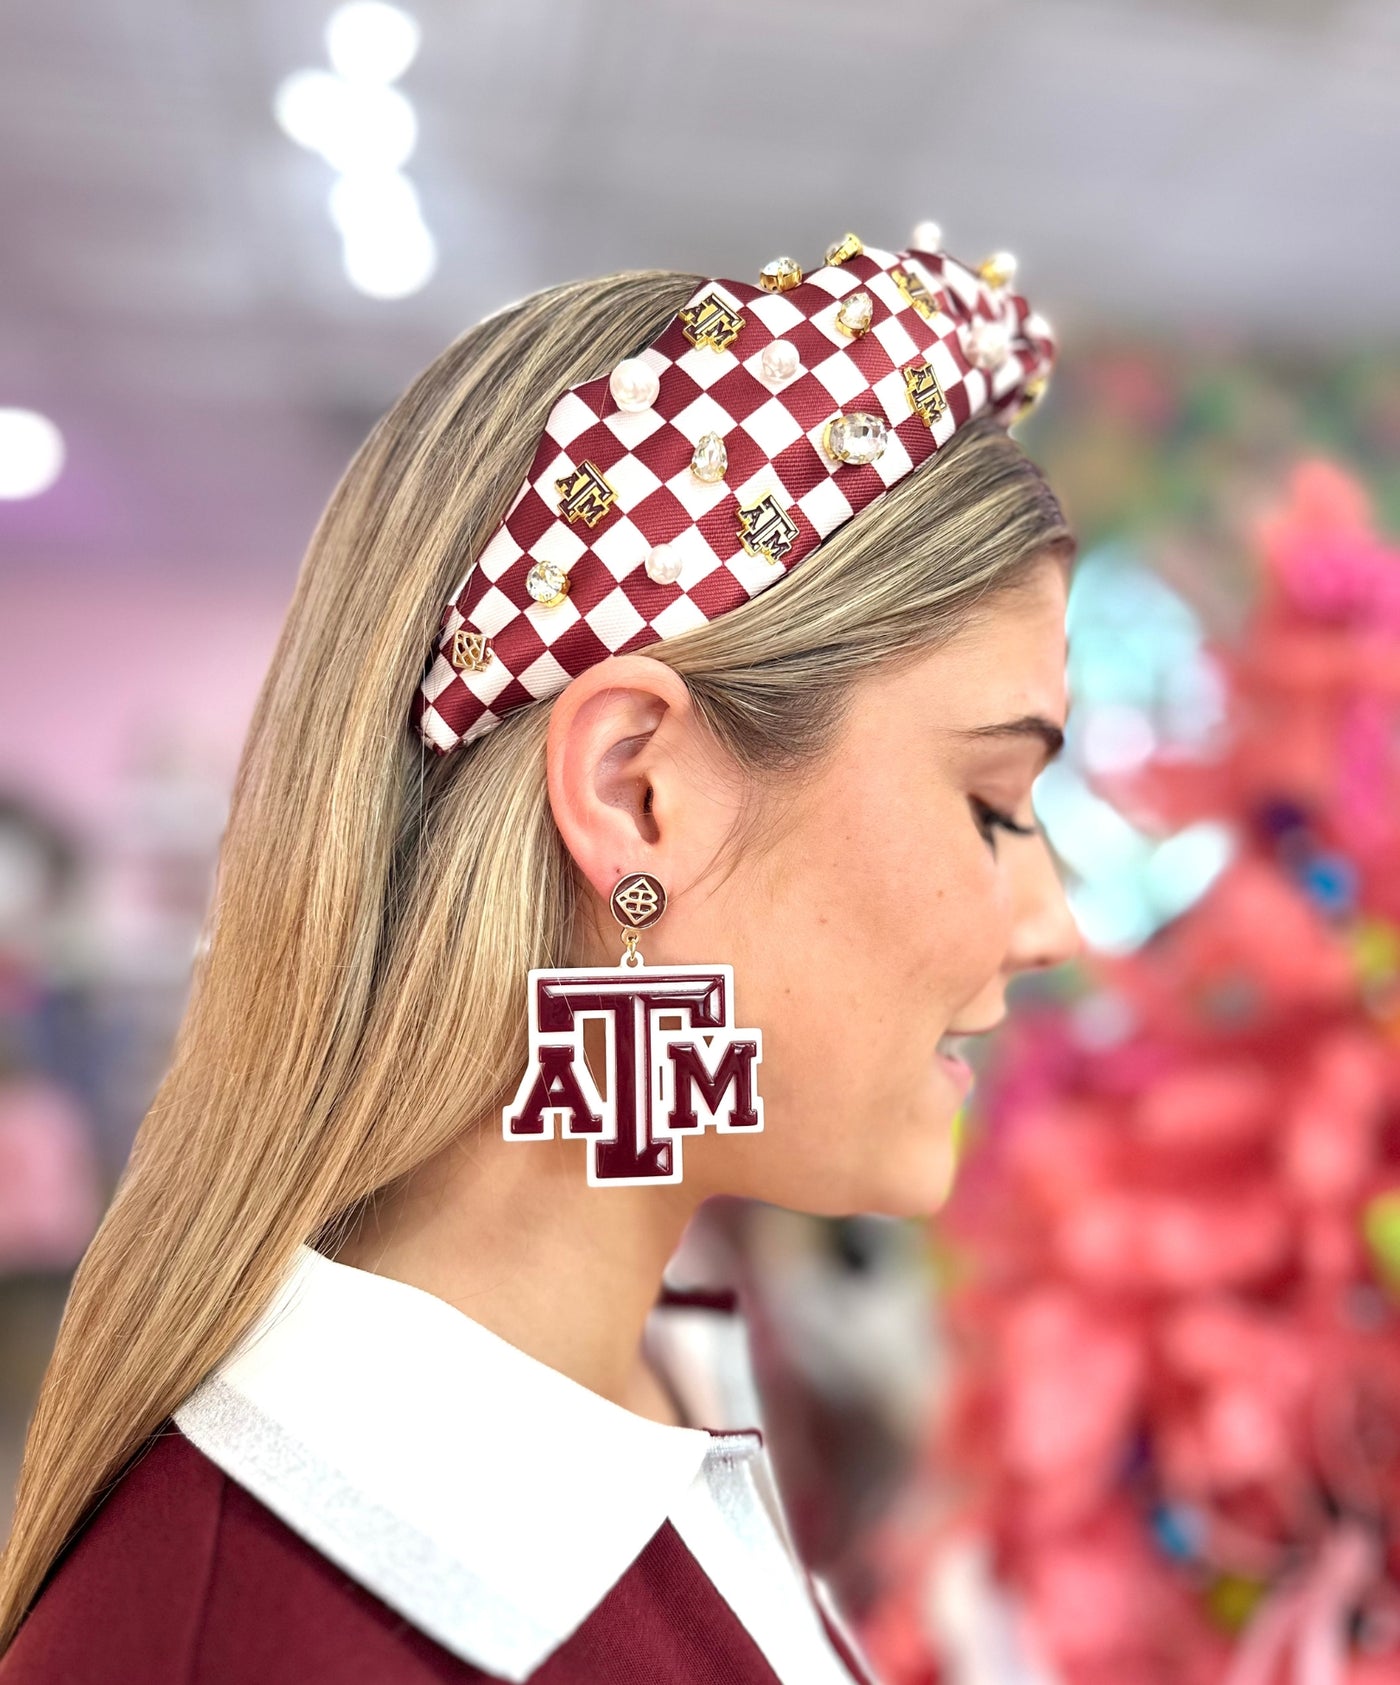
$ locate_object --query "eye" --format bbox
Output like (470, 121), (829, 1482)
(971, 797), (1038, 854)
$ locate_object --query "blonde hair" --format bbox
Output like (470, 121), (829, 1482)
(0, 267), (1075, 1647)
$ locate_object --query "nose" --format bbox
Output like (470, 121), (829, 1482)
(1006, 823), (1085, 975)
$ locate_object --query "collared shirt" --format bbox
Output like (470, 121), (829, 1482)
(135, 1244), (873, 1684)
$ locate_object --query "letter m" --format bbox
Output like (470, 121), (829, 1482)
(665, 1038), (761, 1133)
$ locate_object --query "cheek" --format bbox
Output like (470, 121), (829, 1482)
(739, 774), (1011, 1063)
(883, 801), (1010, 1001)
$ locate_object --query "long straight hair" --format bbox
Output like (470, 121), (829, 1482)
(0, 267), (1075, 1647)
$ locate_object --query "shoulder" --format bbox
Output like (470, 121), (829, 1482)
(0, 1426), (497, 1685)
(1, 1428), (224, 1685)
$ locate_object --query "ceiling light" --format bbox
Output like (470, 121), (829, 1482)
(0, 408), (64, 499)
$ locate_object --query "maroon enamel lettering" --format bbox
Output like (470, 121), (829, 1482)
(502, 965), (764, 1185)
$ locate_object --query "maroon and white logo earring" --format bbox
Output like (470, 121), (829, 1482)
(502, 871), (764, 1186)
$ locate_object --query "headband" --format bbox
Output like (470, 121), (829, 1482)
(411, 224), (1057, 756)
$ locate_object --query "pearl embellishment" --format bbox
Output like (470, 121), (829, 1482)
(609, 357), (660, 413)
(963, 318), (1012, 371)
(760, 339), (801, 384)
(910, 220), (943, 252)
(644, 543), (683, 584)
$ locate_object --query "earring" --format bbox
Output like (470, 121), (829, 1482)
(501, 870), (764, 1187)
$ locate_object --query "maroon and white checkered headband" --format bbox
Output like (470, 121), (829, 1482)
(411, 225), (1057, 757)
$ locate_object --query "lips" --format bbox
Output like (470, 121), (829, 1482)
(934, 1017), (1005, 1094)
(936, 1042), (976, 1095)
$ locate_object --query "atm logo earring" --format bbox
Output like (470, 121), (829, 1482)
(502, 871), (764, 1186)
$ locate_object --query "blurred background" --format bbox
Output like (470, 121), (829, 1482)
(3, 2), (1399, 1681)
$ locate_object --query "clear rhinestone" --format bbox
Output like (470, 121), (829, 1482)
(824, 232), (863, 265)
(835, 290), (873, 338)
(690, 432), (728, 483)
(526, 559), (571, 604)
(824, 412), (889, 466)
(758, 255), (802, 292)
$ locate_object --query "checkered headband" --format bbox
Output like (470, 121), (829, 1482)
(412, 230), (1057, 756)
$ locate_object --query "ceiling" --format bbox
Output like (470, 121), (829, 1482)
(1, 0), (1396, 575)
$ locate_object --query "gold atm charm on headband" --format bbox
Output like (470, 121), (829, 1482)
(891, 263), (940, 321)
(678, 291), (747, 352)
(555, 460), (617, 528)
(904, 360), (949, 426)
(736, 491), (800, 564)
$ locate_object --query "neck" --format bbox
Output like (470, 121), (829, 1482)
(334, 1109), (706, 1427)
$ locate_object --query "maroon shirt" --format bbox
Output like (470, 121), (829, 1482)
(1, 1249), (881, 1684)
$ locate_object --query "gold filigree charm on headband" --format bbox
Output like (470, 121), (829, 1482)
(555, 460), (617, 528)
(736, 491), (800, 564)
(678, 292), (747, 352)
(904, 359), (949, 426)
(448, 629), (494, 672)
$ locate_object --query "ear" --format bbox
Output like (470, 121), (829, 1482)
(544, 653), (722, 912)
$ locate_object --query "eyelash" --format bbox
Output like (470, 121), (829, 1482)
(971, 798), (1038, 852)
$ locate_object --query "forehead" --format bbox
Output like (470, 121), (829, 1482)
(873, 566), (1070, 731)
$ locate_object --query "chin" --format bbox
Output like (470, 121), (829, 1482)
(763, 1121), (961, 1220)
(865, 1156), (960, 1218)
(731, 1077), (964, 1217)
(865, 1104), (963, 1217)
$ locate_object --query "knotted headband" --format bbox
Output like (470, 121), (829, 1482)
(412, 225), (1057, 756)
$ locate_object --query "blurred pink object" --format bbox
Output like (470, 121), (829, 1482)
(0, 1075), (104, 1270)
(1223, 1522), (1378, 1685)
(1002, 1291), (1142, 1470)
(1256, 459), (1400, 634)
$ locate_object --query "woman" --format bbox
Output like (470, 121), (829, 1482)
(0, 227), (1082, 1682)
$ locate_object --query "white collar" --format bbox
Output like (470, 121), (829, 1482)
(174, 1244), (767, 1681)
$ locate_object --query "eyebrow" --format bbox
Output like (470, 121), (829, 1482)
(954, 714), (1066, 767)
